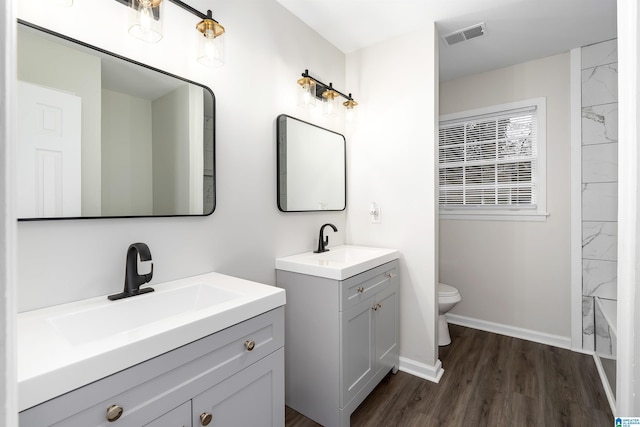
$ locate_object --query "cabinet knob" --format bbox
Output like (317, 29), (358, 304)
(106, 404), (123, 422)
(200, 412), (213, 426)
(357, 287), (365, 293)
(372, 303), (382, 311)
(385, 272), (394, 279)
(244, 340), (256, 351)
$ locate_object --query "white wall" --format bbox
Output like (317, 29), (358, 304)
(16, 0), (347, 312)
(439, 53), (572, 339)
(17, 27), (102, 216)
(346, 27), (440, 372)
(101, 89), (153, 216)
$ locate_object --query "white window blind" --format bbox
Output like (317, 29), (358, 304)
(439, 104), (539, 210)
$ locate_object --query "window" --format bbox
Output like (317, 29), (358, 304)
(438, 98), (547, 221)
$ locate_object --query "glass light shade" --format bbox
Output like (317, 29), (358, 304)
(197, 34), (225, 68)
(129, 0), (164, 44)
(297, 77), (316, 107)
(323, 90), (340, 117)
(196, 19), (225, 68)
(343, 99), (358, 121)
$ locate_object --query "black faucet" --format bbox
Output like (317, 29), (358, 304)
(108, 243), (154, 301)
(314, 223), (338, 253)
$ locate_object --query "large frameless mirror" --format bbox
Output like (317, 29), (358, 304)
(16, 20), (215, 220)
(277, 114), (346, 212)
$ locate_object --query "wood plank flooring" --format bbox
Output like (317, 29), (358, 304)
(285, 324), (613, 427)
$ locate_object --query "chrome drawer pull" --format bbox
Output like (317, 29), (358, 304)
(244, 340), (256, 351)
(106, 405), (123, 422)
(357, 287), (365, 293)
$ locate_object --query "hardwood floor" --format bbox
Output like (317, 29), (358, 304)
(285, 324), (613, 427)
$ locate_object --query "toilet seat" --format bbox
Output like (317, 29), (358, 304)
(438, 283), (459, 297)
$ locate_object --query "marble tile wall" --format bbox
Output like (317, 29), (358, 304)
(581, 39), (618, 353)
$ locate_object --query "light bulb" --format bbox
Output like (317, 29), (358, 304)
(139, 2), (153, 34)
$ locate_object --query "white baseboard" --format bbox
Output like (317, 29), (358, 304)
(592, 353), (616, 415)
(399, 357), (444, 383)
(446, 313), (572, 350)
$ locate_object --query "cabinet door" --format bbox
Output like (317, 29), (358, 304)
(340, 296), (375, 408)
(143, 401), (191, 427)
(374, 285), (399, 372)
(191, 348), (284, 427)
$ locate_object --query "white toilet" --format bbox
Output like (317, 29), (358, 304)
(438, 283), (462, 346)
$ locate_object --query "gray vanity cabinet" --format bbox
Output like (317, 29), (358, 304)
(143, 401), (191, 427)
(277, 259), (399, 427)
(19, 308), (284, 427)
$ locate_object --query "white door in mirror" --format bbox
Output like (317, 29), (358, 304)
(17, 81), (82, 218)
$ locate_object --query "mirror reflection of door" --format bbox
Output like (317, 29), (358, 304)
(17, 81), (82, 218)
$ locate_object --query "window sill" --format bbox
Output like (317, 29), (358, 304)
(439, 210), (549, 222)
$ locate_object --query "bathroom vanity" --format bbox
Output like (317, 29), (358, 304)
(18, 273), (286, 427)
(276, 245), (400, 427)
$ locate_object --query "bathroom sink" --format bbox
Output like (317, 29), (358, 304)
(18, 272), (286, 411)
(49, 283), (242, 346)
(275, 245), (399, 280)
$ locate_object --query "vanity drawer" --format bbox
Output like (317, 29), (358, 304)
(340, 260), (399, 311)
(20, 307), (284, 427)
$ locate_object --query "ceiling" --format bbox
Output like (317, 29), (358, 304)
(276, 0), (617, 81)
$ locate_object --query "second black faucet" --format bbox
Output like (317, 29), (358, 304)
(314, 223), (338, 253)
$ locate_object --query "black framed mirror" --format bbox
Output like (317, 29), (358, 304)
(16, 20), (215, 220)
(277, 114), (346, 212)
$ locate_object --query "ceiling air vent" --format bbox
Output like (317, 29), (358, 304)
(442, 23), (487, 46)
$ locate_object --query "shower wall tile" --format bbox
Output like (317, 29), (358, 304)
(583, 259), (617, 299)
(582, 103), (618, 145)
(582, 64), (618, 107)
(582, 39), (617, 69)
(582, 182), (618, 221)
(582, 296), (595, 351)
(581, 39), (618, 352)
(595, 300), (613, 357)
(582, 143), (618, 183)
(583, 221), (617, 261)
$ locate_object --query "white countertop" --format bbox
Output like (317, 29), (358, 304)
(18, 272), (286, 412)
(275, 245), (400, 280)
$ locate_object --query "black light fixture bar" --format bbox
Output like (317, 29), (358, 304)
(301, 69), (355, 101)
(114, 0), (219, 23)
(168, 0), (214, 22)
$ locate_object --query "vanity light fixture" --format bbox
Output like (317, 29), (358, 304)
(117, 0), (225, 67)
(297, 69), (358, 117)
